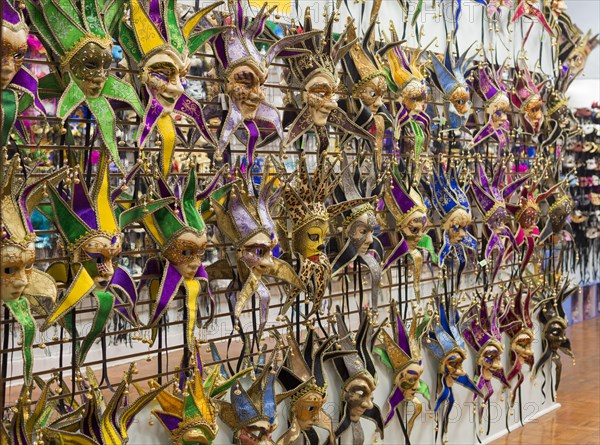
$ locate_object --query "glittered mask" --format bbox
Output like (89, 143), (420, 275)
(237, 232), (277, 279)
(356, 75), (387, 114)
(73, 233), (124, 290)
(488, 93), (511, 130)
(401, 211), (428, 250)
(442, 349), (467, 384)
(162, 230), (208, 280)
(68, 42), (113, 98)
(396, 362), (424, 401)
(402, 79), (427, 114)
(478, 343), (504, 380)
(443, 208), (473, 245)
(1, 25), (28, 89)
(140, 49), (190, 114)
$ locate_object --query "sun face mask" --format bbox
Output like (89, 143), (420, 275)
(130, 167), (224, 351)
(0, 157), (64, 385)
(208, 166), (303, 343)
(468, 60), (511, 154)
(278, 153), (369, 319)
(471, 163), (529, 281)
(38, 154), (157, 366)
(276, 329), (347, 445)
(209, 0), (317, 167)
(328, 308), (384, 445)
(462, 293), (511, 421)
(374, 302), (430, 440)
(282, 9), (374, 155)
(423, 296), (482, 442)
(381, 162), (436, 302)
(534, 280), (577, 395)
(1, 0), (45, 147)
(500, 286), (537, 407)
(429, 162), (477, 288)
(428, 42), (477, 130)
(331, 155), (382, 311)
(119, 0), (225, 176)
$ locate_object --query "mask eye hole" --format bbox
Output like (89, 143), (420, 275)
(3, 267), (16, 275)
(308, 234), (319, 242)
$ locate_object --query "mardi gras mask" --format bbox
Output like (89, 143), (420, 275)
(276, 330), (343, 445)
(210, 0), (317, 165)
(512, 0), (554, 37)
(140, 50), (189, 114)
(462, 295), (510, 412)
(280, 154), (368, 318)
(1, 3), (28, 90)
(39, 364), (169, 445)
(26, 0), (143, 171)
(534, 281), (577, 392)
(148, 341), (250, 445)
(328, 309), (384, 443)
(427, 43), (478, 122)
(539, 182), (574, 242)
(563, 31), (598, 79)
(423, 297), (481, 440)
(282, 10), (373, 153)
(0, 156), (62, 385)
(39, 154), (151, 365)
(375, 302), (429, 438)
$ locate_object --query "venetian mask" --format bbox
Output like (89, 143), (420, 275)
(162, 230), (207, 280)
(346, 209), (376, 256)
(343, 374), (376, 422)
(518, 205), (540, 231)
(487, 93), (510, 130)
(448, 86), (472, 116)
(401, 79), (427, 114)
(356, 76), (386, 114)
(68, 41), (113, 98)
(1, 23), (28, 89)
(237, 232), (276, 279)
(395, 362), (424, 400)
(511, 330), (534, 364)
(523, 94), (544, 132)
(441, 349), (467, 384)
(401, 211), (428, 251)
(292, 218), (329, 260)
(478, 343), (504, 380)
(236, 420), (277, 445)
(224, 62), (268, 120)
(73, 233), (123, 290)
(545, 320), (568, 352)
(294, 391), (326, 431)
(443, 208), (472, 244)
(140, 49), (190, 114)
(549, 195), (574, 233)
(0, 241), (34, 302)
(303, 73), (338, 127)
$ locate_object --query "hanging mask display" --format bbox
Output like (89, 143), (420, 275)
(130, 167), (223, 350)
(1, 0), (45, 147)
(278, 153), (369, 318)
(429, 161), (477, 288)
(0, 156), (63, 385)
(276, 329), (348, 445)
(39, 363), (169, 444)
(471, 163), (529, 281)
(209, 0), (317, 166)
(331, 155), (382, 311)
(38, 154), (153, 365)
(328, 309), (384, 445)
(282, 9), (374, 154)
(341, 17), (397, 167)
(500, 286), (537, 406)
(462, 293), (511, 420)
(468, 59), (511, 154)
(375, 302), (430, 440)
(428, 42), (477, 131)
(381, 162), (436, 301)
(533, 280), (577, 395)
(209, 166), (303, 342)
(25, 0), (144, 171)
(119, 0), (226, 176)
(147, 340), (250, 445)
(510, 59), (546, 135)
(423, 296), (482, 442)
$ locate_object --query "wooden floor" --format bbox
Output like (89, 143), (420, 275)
(492, 316), (600, 445)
